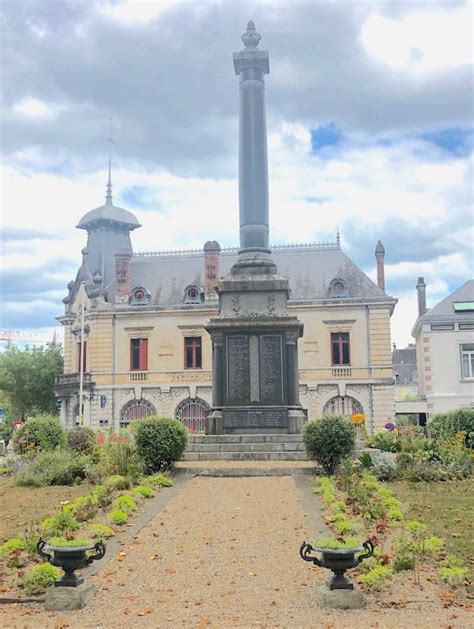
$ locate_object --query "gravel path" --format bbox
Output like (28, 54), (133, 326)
(1, 476), (472, 628)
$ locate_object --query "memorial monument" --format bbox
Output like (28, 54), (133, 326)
(206, 21), (306, 434)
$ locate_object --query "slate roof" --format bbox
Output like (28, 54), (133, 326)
(392, 346), (418, 385)
(412, 280), (474, 335)
(130, 243), (395, 307)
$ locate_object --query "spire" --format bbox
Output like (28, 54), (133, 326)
(106, 124), (115, 205)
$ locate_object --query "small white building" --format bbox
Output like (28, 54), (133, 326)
(412, 278), (474, 418)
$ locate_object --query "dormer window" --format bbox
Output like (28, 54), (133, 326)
(184, 284), (204, 304)
(129, 286), (151, 306)
(328, 277), (349, 298)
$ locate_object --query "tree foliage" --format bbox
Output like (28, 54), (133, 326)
(0, 343), (63, 419)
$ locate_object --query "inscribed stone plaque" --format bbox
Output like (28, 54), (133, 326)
(227, 335), (250, 402)
(223, 408), (288, 429)
(259, 335), (283, 403)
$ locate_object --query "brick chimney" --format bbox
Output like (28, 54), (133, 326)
(203, 241), (221, 297)
(375, 240), (385, 291)
(115, 251), (132, 302)
(416, 276), (427, 316)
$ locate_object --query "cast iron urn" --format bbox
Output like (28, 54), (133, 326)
(299, 540), (374, 590)
(37, 539), (106, 587)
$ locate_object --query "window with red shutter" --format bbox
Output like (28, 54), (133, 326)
(184, 337), (202, 369)
(331, 332), (350, 365)
(130, 338), (148, 370)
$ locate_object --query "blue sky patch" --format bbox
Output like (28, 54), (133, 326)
(120, 186), (161, 211)
(310, 123), (343, 153)
(420, 128), (473, 156)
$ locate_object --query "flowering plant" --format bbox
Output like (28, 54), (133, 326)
(351, 414), (365, 425)
(384, 422), (396, 432)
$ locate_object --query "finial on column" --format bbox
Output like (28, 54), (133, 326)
(106, 122), (115, 205)
(336, 228), (340, 247)
(241, 20), (261, 48)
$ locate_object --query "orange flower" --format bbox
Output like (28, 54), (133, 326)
(351, 413), (365, 425)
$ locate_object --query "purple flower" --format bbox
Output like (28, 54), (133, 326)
(385, 422), (396, 432)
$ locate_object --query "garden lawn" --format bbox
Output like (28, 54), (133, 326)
(0, 476), (93, 542)
(390, 479), (474, 574)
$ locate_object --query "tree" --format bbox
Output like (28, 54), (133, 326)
(0, 343), (64, 419)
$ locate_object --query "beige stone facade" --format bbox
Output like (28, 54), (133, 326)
(56, 266), (396, 433)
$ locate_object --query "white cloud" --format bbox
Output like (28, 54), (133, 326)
(13, 98), (60, 121)
(98, 0), (181, 24)
(360, 4), (472, 75)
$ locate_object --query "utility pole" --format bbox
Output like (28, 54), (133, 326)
(78, 282), (86, 426)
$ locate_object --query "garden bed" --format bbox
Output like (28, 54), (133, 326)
(390, 478), (474, 578)
(0, 477), (93, 541)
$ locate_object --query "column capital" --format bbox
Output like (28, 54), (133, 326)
(234, 21), (269, 75)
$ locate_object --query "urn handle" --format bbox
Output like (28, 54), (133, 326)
(88, 541), (106, 564)
(36, 538), (52, 562)
(357, 540), (374, 563)
(299, 541), (322, 567)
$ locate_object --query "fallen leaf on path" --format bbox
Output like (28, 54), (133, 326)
(165, 566), (176, 574)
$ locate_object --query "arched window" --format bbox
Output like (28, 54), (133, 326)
(120, 399), (156, 428)
(323, 396), (363, 419)
(175, 397), (210, 433)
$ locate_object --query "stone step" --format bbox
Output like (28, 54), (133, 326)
(181, 451), (308, 461)
(185, 442), (306, 453)
(187, 434), (303, 444)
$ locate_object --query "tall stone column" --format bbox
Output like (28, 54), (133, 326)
(233, 21), (275, 271)
(205, 22), (305, 434)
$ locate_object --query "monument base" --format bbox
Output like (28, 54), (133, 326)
(206, 406), (306, 434)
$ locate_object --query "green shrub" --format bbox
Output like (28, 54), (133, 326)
(63, 495), (98, 522)
(372, 452), (398, 480)
(302, 415), (356, 475)
(98, 440), (142, 480)
(333, 518), (360, 536)
(108, 509), (128, 525)
(359, 565), (393, 588)
(393, 554), (415, 572)
(18, 563), (61, 594)
(144, 474), (173, 487)
(66, 426), (97, 455)
(113, 494), (138, 512)
(41, 510), (79, 537)
(12, 415), (65, 454)
(439, 566), (469, 587)
(367, 430), (401, 452)
(91, 484), (114, 508)
(88, 523), (115, 539)
(106, 474), (130, 490)
(132, 485), (155, 499)
(135, 417), (187, 472)
(430, 408), (474, 448)
(16, 450), (91, 487)
(0, 537), (26, 556)
(424, 536), (445, 557)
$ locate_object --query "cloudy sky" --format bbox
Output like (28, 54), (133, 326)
(1, 0), (473, 348)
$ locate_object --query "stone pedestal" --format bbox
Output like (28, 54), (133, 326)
(45, 583), (97, 611)
(206, 271), (305, 434)
(318, 584), (366, 609)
